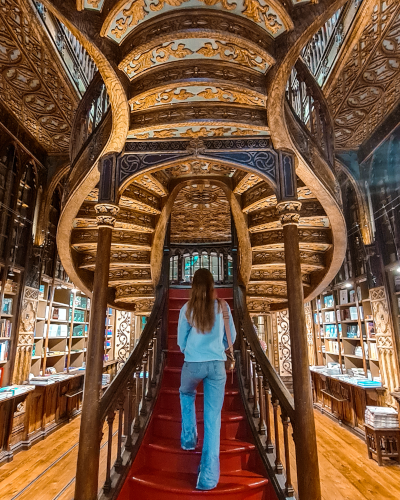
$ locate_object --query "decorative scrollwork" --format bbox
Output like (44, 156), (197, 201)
(276, 200), (302, 226)
(95, 204), (120, 227)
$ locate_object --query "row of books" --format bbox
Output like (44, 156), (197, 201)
(325, 340), (344, 355)
(1, 298), (13, 315)
(44, 307), (86, 322)
(0, 318), (12, 337)
(0, 340), (10, 361)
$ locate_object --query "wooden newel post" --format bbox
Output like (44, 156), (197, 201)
(277, 199), (321, 500)
(75, 155), (119, 500)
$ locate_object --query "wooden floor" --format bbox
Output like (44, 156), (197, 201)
(0, 410), (399, 500)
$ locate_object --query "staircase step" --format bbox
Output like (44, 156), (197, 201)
(144, 437), (256, 474)
(124, 468), (271, 500)
(167, 350), (184, 367)
(153, 412), (247, 441)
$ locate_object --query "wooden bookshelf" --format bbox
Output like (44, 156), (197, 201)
(311, 278), (382, 383)
(0, 270), (20, 382)
(30, 279), (118, 378)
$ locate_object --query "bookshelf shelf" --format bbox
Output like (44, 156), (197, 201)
(311, 280), (381, 383)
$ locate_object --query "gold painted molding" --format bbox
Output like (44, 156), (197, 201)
(129, 82), (267, 111)
(119, 31), (275, 79)
(128, 122), (269, 139)
(101, 0), (293, 41)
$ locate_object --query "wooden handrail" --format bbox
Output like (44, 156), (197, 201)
(69, 71), (110, 164)
(99, 276), (167, 421)
(234, 282), (297, 498)
(286, 58), (335, 167)
(235, 284), (295, 423)
(94, 249), (169, 497)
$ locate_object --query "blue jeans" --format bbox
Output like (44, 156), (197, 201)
(180, 360), (226, 489)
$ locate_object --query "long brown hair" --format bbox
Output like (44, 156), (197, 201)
(186, 268), (220, 333)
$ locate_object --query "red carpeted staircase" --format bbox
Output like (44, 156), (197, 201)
(118, 288), (277, 500)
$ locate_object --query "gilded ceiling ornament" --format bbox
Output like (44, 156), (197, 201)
(196, 87), (265, 106)
(196, 41), (267, 72)
(165, 160), (235, 176)
(242, 0), (283, 34)
(86, 0), (103, 7)
(153, 129), (179, 138)
(131, 88), (196, 111)
(126, 42), (194, 76)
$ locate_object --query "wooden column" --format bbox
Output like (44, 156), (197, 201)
(74, 203), (119, 500)
(277, 200), (321, 500)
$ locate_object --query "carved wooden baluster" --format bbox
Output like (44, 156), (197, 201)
(309, 93), (315, 136)
(257, 366), (266, 435)
(140, 353), (148, 416)
(133, 368), (141, 432)
(251, 354), (259, 418)
(246, 344), (253, 399)
(240, 331), (246, 372)
(114, 397), (125, 472)
(272, 396), (283, 473)
(146, 341), (154, 401)
(151, 334), (158, 385)
(281, 409), (295, 497)
(103, 410), (115, 493)
(264, 380), (273, 452)
(125, 379), (134, 449)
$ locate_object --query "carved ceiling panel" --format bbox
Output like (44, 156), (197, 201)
(129, 83), (266, 111)
(128, 124), (269, 139)
(0, 0), (78, 152)
(101, 0), (292, 44)
(326, 0), (400, 149)
(164, 159), (236, 177)
(119, 35), (274, 79)
(170, 182), (231, 243)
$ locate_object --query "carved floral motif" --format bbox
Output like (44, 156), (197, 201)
(0, 0), (78, 152)
(105, 0), (290, 42)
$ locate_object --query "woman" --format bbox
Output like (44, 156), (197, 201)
(177, 268), (236, 491)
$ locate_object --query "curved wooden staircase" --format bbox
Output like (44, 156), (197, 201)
(118, 288), (277, 500)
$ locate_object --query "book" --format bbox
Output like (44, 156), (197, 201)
(324, 295), (334, 308)
(349, 290), (355, 302)
(339, 289), (348, 304)
(349, 307), (358, 320)
(367, 321), (375, 338)
(1, 298), (13, 315)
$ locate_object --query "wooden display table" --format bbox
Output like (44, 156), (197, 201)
(310, 368), (386, 435)
(365, 424), (400, 465)
(0, 361), (118, 465)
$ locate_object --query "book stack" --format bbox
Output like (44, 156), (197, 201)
(0, 319), (12, 337)
(365, 406), (399, 428)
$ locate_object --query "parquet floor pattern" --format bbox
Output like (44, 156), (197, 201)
(0, 410), (399, 500)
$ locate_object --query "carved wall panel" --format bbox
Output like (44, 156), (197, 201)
(271, 309), (291, 376)
(170, 182), (231, 243)
(369, 286), (400, 405)
(0, 0), (78, 152)
(115, 310), (133, 369)
(304, 302), (315, 366)
(102, 0), (292, 44)
(12, 287), (39, 385)
(326, 0), (400, 148)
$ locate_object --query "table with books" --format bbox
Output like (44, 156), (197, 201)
(310, 366), (386, 435)
(364, 406), (400, 465)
